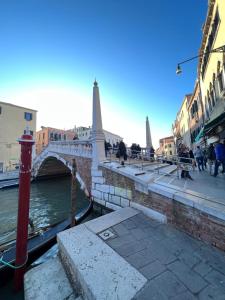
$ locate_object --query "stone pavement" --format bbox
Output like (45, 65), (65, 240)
(105, 212), (225, 299)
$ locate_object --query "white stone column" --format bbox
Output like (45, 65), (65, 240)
(91, 80), (106, 170)
(146, 116), (152, 150)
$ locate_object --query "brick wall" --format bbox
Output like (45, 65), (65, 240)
(97, 166), (225, 252)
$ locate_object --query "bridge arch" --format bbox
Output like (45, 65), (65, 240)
(33, 152), (90, 196)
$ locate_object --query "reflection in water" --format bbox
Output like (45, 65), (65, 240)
(0, 177), (89, 245)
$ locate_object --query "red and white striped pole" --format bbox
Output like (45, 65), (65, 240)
(14, 130), (34, 291)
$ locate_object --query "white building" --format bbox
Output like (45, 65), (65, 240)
(75, 126), (122, 146)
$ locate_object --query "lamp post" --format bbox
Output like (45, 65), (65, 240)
(176, 44), (225, 74)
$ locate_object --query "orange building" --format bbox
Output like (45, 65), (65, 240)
(36, 126), (76, 154)
(159, 136), (175, 156)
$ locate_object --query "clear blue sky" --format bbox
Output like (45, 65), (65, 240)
(0, 0), (207, 147)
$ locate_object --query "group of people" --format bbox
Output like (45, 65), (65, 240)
(178, 140), (225, 179)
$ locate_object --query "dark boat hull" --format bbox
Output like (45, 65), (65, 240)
(0, 200), (93, 284)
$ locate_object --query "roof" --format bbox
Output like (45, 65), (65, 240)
(0, 100), (37, 112)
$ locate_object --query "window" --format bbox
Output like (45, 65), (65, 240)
(50, 133), (54, 140)
(201, 10), (220, 78)
(64, 134), (66, 140)
(210, 90), (215, 107)
(218, 72), (224, 93)
(24, 112), (32, 121)
(24, 130), (33, 136)
(43, 133), (45, 140)
(58, 134), (61, 140)
(0, 106), (2, 114)
(170, 151), (172, 155)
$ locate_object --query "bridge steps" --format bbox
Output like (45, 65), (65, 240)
(24, 256), (82, 300)
(24, 208), (146, 300)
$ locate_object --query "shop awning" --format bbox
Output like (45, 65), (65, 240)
(203, 112), (225, 134)
(194, 127), (204, 143)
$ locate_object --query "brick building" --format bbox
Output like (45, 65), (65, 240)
(36, 126), (75, 154)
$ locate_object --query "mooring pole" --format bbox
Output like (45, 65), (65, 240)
(14, 131), (34, 291)
(70, 159), (77, 227)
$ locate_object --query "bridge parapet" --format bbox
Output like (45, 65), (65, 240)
(48, 140), (92, 158)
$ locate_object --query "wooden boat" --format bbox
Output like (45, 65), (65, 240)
(0, 199), (93, 283)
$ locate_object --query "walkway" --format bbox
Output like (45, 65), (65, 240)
(25, 207), (225, 299)
(105, 211), (225, 299)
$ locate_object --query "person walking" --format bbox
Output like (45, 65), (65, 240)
(213, 141), (225, 177)
(117, 140), (127, 165)
(194, 146), (204, 171)
(178, 144), (193, 180)
(189, 148), (196, 171)
(206, 143), (216, 175)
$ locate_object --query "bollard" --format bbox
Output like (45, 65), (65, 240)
(14, 131), (34, 291)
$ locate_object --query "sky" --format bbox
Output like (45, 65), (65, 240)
(0, 0), (208, 148)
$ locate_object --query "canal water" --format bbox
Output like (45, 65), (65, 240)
(0, 176), (89, 246)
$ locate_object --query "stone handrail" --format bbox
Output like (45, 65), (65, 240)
(48, 140), (92, 158)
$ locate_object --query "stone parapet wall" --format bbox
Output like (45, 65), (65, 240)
(91, 166), (225, 252)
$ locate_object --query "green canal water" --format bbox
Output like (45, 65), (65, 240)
(0, 176), (89, 246)
(0, 176), (102, 300)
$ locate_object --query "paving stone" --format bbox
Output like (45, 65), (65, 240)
(134, 280), (169, 300)
(125, 250), (156, 269)
(107, 234), (134, 248)
(121, 218), (137, 230)
(151, 270), (187, 298)
(131, 227), (151, 240)
(205, 270), (225, 290)
(114, 239), (149, 257)
(148, 242), (177, 264)
(139, 259), (166, 279)
(198, 284), (225, 300)
(112, 223), (130, 236)
(194, 262), (212, 277)
(172, 290), (197, 300)
(178, 250), (200, 268)
(167, 260), (208, 293)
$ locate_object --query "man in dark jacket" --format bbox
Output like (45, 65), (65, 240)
(213, 141), (225, 177)
(207, 143), (216, 175)
(118, 141), (127, 165)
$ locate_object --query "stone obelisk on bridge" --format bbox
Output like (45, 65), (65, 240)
(146, 116), (152, 151)
(92, 80), (106, 170)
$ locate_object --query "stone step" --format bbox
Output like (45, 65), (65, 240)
(57, 221), (147, 300)
(24, 256), (80, 300)
(156, 164), (177, 175)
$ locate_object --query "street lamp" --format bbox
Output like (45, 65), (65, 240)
(176, 44), (225, 75)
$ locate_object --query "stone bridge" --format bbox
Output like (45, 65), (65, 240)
(32, 140), (93, 193)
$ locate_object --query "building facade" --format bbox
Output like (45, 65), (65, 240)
(187, 81), (205, 145)
(36, 127), (75, 154)
(75, 126), (122, 146)
(173, 94), (192, 149)
(158, 136), (176, 156)
(0, 101), (37, 172)
(199, 0), (225, 143)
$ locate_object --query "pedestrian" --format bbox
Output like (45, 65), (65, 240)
(104, 140), (109, 157)
(189, 148), (196, 171)
(206, 143), (216, 175)
(178, 144), (193, 180)
(117, 140), (127, 165)
(194, 146), (204, 171)
(213, 140), (225, 177)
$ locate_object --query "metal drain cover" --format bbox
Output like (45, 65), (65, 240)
(98, 229), (115, 241)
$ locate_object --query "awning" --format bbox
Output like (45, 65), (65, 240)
(203, 112), (225, 134)
(194, 127), (204, 143)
